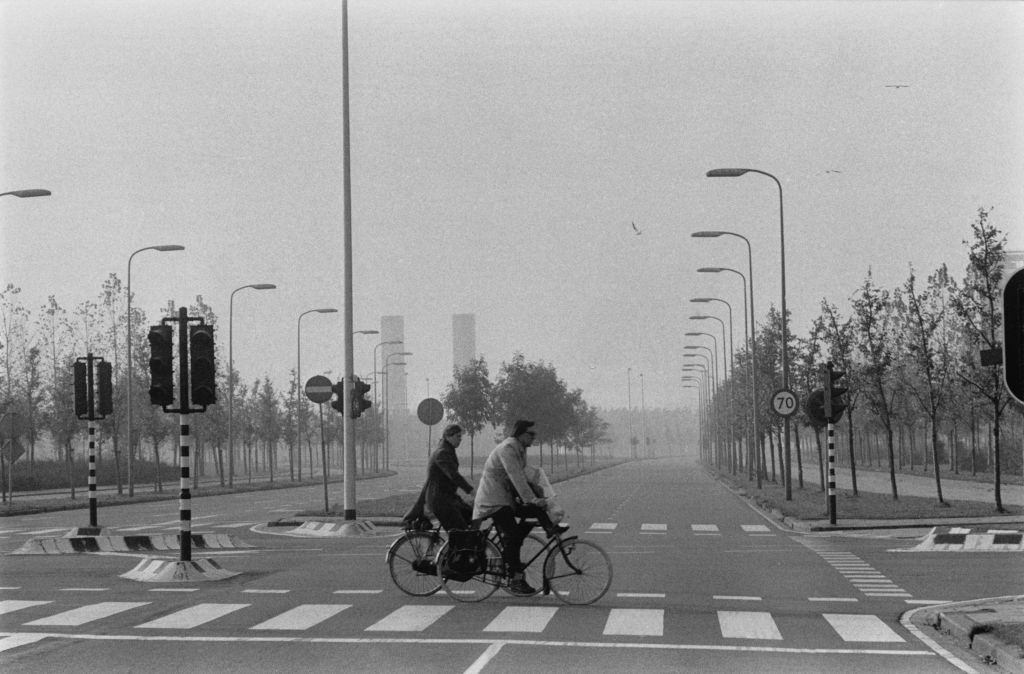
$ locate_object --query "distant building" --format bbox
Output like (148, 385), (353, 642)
(452, 313), (476, 373)
(380, 315), (407, 412)
(1004, 250), (1024, 276)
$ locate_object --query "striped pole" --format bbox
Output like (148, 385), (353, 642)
(827, 420), (837, 525)
(179, 416), (192, 562)
(88, 422), (97, 527)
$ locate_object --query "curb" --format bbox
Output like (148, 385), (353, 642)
(120, 556), (241, 582)
(11, 533), (254, 555)
(929, 602), (1024, 673)
(906, 527), (1024, 552)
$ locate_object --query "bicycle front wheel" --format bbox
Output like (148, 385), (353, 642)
(386, 531), (443, 597)
(439, 538), (503, 603)
(544, 538), (613, 605)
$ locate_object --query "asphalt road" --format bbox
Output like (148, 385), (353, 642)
(1, 456), (1020, 673)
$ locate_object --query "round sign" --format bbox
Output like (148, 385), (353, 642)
(304, 375), (334, 404)
(771, 389), (798, 417)
(416, 398), (444, 426)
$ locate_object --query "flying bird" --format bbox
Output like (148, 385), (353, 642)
(825, 169), (842, 174)
(631, 221), (642, 235)
(885, 84), (910, 89)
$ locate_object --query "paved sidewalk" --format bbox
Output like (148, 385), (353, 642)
(831, 466), (1024, 506)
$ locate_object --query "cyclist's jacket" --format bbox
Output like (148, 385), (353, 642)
(472, 436), (541, 521)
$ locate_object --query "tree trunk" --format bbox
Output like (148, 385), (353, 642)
(794, 424), (804, 489)
(768, 431), (777, 482)
(930, 417), (944, 504)
(886, 424), (897, 500)
(815, 427), (824, 491)
(847, 414), (858, 495)
(994, 399), (1004, 513)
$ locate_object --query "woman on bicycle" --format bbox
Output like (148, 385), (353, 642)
(403, 424), (475, 531)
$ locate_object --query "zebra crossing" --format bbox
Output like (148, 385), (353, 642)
(0, 598), (908, 646)
(585, 522), (776, 536)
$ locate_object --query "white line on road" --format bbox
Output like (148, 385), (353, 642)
(0, 634), (49, 653)
(808, 597), (858, 602)
(333, 590), (383, 595)
(717, 611), (782, 640)
(824, 614), (905, 642)
(713, 596), (762, 602)
(603, 609), (664, 636)
(25, 602), (150, 627)
(135, 603), (249, 629)
(0, 600), (51, 615)
(250, 604), (350, 630)
(365, 605), (452, 632)
(484, 607), (558, 633)
(617, 593), (666, 599)
(242, 589), (289, 594)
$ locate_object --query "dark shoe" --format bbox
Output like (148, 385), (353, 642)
(507, 577), (537, 596)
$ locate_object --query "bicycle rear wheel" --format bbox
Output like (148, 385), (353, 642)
(544, 538), (613, 605)
(438, 538), (503, 603)
(386, 531), (443, 597)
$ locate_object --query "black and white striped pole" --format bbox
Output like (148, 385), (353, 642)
(176, 306), (193, 562)
(74, 355), (113, 531)
(823, 361), (847, 526)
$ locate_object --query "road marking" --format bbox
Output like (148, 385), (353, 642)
(824, 614), (905, 642)
(589, 523), (617, 530)
(484, 607), (558, 633)
(242, 589), (289, 594)
(250, 604), (350, 630)
(0, 634), (49, 653)
(464, 640), (506, 674)
(692, 524), (720, 534)
(135, 603), (249, 629)
(333, 590), (383, 595)
(603, 609), (663, 636)
(905, 599), (950, 605)
(713, 595), (762, 602)
(59, 588), (108, 592)
(0, 587), (21, 591)
(741, 525), (771, 533)
(365, 605), (452, 632)
(21, 528), (69, 536)
(147, 588), (199, 593)
(25, 602), (150, 626)
(0, 600), (51, 615)
(640, 523), (667, 532)
(808, 597), (858, 602)
(717, 611), (782, 640)
(617, 593), (666, 599)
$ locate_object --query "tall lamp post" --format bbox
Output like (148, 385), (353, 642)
(373, 340), (402, 469)
(626, 368), (634, 458)
(706, 167), (792, 498)
(352, 330), (379, 474)
(691, 313), (732, 472)
(126, 244), (184, 496)
(639, 373), (647, 458)
(228, 284), (277, 487)
(683, 363), (710, 461)
(692, 300), (736, 473)
(685, 338), (720, 466)
(697, 262), (759, 485)
(295, 308), (337, 482)
(384, 352), (412, 469)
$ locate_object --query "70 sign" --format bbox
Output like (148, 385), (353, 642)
(771, 389), (798, 417)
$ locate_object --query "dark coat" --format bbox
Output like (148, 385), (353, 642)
(403, 439), (474, 529)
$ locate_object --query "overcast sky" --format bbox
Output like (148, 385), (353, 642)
(2, 0), (1022, 414)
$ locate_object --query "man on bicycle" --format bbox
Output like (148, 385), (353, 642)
(473, 419), (561, 596)
(403, 424), (475, 532)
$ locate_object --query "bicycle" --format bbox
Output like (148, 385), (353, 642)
(436, 517), (613, 605)
(385, 517), (546, 598)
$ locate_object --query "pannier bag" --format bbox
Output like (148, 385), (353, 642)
(440, 529), (487, 582)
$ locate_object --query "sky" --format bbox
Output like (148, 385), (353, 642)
(2, 0), (1022, 415)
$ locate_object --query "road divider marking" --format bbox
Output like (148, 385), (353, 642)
(713, 596), (762, 602)
(617, 593), (666, 599)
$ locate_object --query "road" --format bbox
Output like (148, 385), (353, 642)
(1, 456), (1020, 672)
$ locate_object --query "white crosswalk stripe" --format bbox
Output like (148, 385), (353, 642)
(717, 610), (782, 640)
(0, 600), (51, 615)
(24, 602), (149, 626)
(365, 605), (452, 631)
(250, 604), (350, 630)
(692, 524), (720, 534)
(135, 603), (250, 629)
(484, 606), (558, 632)
(823, 613), (905, 642)
(603, 608), (664, 636)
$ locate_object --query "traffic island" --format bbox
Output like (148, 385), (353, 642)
(120, 556), (240, 582)
(908, 526), (1024, 552)
(279, 519), (380, 537)
(12, 533), (254, 555)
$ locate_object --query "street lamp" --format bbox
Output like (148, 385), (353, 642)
(296, 308), (337, 482)
(384, 352), (412, 468)
(228, 283), (277, 487)
(373, 340), (402, 469)
(126, 244), (184, 496)
(706, 167), (792, 498)
(626, 368), (634, 459)
(692, 300), (737, 474)
(0, 189), (51, 198)
(697, 262), (759, 485)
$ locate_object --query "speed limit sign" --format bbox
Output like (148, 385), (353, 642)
(771, 389), (798, 417)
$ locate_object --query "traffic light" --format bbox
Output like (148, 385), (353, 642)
(330, 380), (345, 413)
(1004, 268), (1024, 405)
(74, 360), (89, 418)
(823, 361), (848, 424)
(189, 324), (217, 406)
(351, 376), (371, 418)
(148, 325), (175, 406)
(97, 360), (113, 416)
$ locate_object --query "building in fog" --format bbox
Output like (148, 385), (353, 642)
(380, 315), (408, 412)
(452, 313), (476, 372)
(1005, 250), (1024, 276)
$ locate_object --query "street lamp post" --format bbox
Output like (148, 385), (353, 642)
(639, 373), (647, 458)
(126, 244), (184, 496)
(685, 337), (720, 466)
(228, 284), (277, 487)
(352, 330), (379, 474)
(626, 368), (634, 458)
(692, 299), (737, 473)
(296, 308), (337, 483)
(683, 363), (711, 461)
(706, 168), (791, 498)
(373, 340), (402, 470)
(691, 313), (732, 473)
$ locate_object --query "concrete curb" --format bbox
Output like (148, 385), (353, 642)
(285, 520), (380, 537)
(927, 600), (1024, 673)
(11, 533), (254, 555)
(905, 526), (1024, 552)
(120, 556), (241, 582)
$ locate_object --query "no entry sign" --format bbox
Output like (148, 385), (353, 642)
(305, 375), (333, 404)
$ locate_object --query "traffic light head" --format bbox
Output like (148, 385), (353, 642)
(148, 325), (175, 406)
(97, 360), (113, 416)
(1005, 268), (1024, 404)
(189, 324), (217, 407)
(74, 360), (89, 418)
(824, 362), (848, 423)
(331, 380), (345, 413)
(351, 376), (372, 418)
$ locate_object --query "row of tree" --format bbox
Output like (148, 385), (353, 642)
(694, 207), (1022, 511)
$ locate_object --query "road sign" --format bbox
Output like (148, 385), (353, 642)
(0, 412), (26, 440)
(416, 397), (444, 426)
(304, 375), (333, 404)
(771, 389), (798, 417)
(2, 438), (25, 463)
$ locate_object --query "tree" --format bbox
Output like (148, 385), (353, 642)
(818, 299), (861, 495)
(950, 207), (1012, 512)
(443, 357), (493, 477)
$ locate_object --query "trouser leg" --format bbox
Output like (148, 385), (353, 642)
(491, 508), (522, 574)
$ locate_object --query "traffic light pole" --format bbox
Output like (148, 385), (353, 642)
(319, 402), (329, 514)
(75, 353), (112, 531)
(177, 306), (192, 563)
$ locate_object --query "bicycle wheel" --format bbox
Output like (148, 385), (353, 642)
(438, 538), (503, 602)
(501, 532), (545, 597)
(543, 538), (613, 605)
(386, 531), (443, 597)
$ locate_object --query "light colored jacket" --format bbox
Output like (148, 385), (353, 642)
(472, 436), (541, 521)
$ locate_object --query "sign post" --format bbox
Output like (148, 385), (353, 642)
(305, 375), (334, 513)
(416, 398), (444, 457)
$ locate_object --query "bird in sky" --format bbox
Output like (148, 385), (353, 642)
(885, 84), (910, 89)
(631, 221), (642, 235)
(825, 169), (842, 174)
